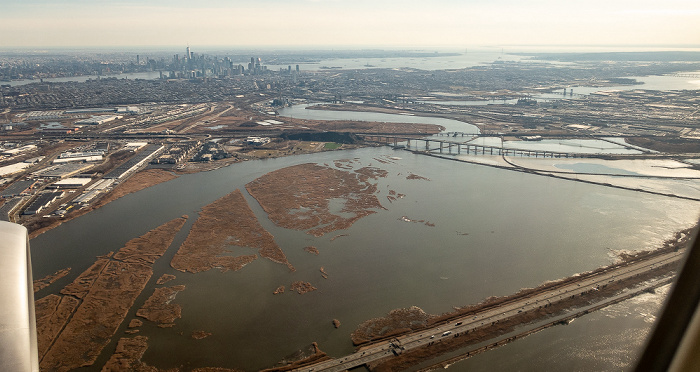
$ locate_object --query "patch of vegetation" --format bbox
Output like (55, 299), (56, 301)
(282, 131), (359, 144)
(323, 142), (341, 150)
(626, 136), (700, 153)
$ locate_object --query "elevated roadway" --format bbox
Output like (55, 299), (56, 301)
(362, 134), (700, 160)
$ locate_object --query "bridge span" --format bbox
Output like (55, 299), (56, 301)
(360, 134), (697, 160)
(668, 73), (700, 78)
(361, 134), (587, 158)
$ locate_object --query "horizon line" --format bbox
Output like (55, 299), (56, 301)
(2, 43), (700, 51)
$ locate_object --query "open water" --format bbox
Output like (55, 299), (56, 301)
(27, 61), (700, 370)
(30, 142), (699, 371)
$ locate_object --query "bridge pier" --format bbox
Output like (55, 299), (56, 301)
(361, 135), (577, 159)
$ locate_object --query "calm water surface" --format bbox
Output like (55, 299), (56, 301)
(21, 49), (700, 371)
(278, 104), (480, 134)
(449, 284), (671, 372)
(31, 145), (699, 371)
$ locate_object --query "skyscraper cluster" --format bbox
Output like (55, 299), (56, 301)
(248, 57), (266, 75)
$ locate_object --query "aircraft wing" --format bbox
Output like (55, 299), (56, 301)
(0, 221), (39, 372)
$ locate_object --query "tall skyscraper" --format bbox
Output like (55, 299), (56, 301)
(186, 46), (191, 61)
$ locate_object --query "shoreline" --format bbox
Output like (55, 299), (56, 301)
(27, 144), (699, 371)
(355, 226), (694, 347)
(419, 151), (700, 202)
(280, 225), (695, 371)
(35, 217), (187, 371)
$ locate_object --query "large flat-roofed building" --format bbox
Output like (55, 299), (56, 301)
(0, 197), (25, 221)
(123, 142), (148, 151)
(85, 178), (114, 191)
(23, 110), (69, 121)
(64, 108), (116, 114)
(0, 180), (37, 198)
(103, 144), (164, 179)
(37, 123), (78, 134)
(48, 178), (92, 189)
(59, 151), (105, 159)
(1, 144), (37, 156)
(22, 191), (63, 215)
(74, 115), (122, 126)
(72, 189), (101, 205)
(32, 163), (93, 179)
(0, 163), (33, 177)
(116, 106), (139, 115)
(53, 151), (103, 164)
(52, 156), (102, 164)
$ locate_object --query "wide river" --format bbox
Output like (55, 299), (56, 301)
(30, 105), (700, 371)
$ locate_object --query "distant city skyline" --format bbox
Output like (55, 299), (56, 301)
(1, 0), (699, 48)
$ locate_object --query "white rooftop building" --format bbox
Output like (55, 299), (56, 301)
(75, 115), (122, 126)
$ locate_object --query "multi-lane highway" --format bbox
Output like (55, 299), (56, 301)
(292, 249), (684, 372)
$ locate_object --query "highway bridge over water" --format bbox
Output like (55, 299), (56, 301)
(360, 134), (696, 160)
(362, 134), (595, 158)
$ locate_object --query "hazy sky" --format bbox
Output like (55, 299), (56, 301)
(1, 0), (699, 48)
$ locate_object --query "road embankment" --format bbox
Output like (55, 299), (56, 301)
(286, 225), (695, 372)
